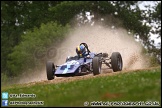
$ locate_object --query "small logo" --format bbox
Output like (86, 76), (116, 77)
(84, 101), (89, 106)
(2, 92), (8, 99)
(2, 100), (8, 106)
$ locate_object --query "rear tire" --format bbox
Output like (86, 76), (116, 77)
(46, 61), (55, 80)
(92, 57), (101, 75)
(111, 52), (123, 72)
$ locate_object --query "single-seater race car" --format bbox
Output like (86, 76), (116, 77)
(46, 43), (123, 80)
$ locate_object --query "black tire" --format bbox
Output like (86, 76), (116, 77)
(111, 52), (123, 72)
(92, 57), (102, 75)
(46, 61), (55, 80)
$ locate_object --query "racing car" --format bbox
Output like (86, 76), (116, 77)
(46, 43), (123, 80)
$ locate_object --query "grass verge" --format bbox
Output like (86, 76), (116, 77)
(1, 67), (161, 107)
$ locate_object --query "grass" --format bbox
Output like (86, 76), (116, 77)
(1, 67), (161, 107)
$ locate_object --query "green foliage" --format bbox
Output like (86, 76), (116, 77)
(141, 46), (160, 67)
(149, 56), (160, 67)
(1, 1), (62, 75)
(49, 1), (117, 25)
(49, 1), (92, 25)
(1, 72), (19, 87)
(1, 73), (8, 86)
(2, 67), (161, 107)
(7, 22), (70, 76)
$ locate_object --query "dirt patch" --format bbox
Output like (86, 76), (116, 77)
(102, 92), (123, 99)
(11, 66), (159, 89)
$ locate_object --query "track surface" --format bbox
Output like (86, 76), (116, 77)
(23, 66), (159, 87)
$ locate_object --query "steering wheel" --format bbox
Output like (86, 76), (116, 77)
(80, 43), (91, 55)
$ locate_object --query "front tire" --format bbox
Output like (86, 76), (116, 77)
(46, 61), (55, 80)
(92, 57), (102, 75)
(111, 52), (123, 72)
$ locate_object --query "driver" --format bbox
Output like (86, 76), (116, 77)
(76, 44), (88, 58)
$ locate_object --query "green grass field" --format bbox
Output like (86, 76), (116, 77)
(1, 67), (161, 107)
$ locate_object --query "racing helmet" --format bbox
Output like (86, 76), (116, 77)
(76, 45), (86, 57)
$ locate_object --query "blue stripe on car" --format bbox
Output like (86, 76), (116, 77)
(62, 64), (70, 74)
